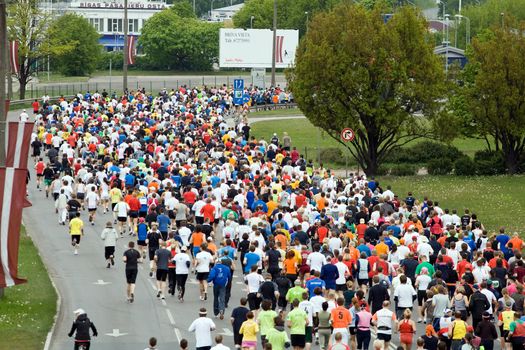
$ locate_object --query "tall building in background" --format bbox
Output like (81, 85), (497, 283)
(40, 0), (168, 51)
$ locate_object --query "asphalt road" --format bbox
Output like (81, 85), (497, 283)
(9, 108), (500, 350)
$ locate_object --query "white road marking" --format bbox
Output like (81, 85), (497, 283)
(106, 329), (128, 337)
(166, 309), (175, 325)
(174, 328), (182, 342)
(93, 279), (111, 285)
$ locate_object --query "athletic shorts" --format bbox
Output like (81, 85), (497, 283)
(242, 341), (257, 348)
(137, 240), (147, 247)
(148, 249), (156, 261)
(299, 265), (311, 275)
(193, 247), (201, 256)
(196, 272), (209, 281)
(349, 327), (356, 335)
(336, 283), (347, 292)
(129, 211), (138, 218)
(118, 216), (127, 223)
(44, 179), (52, 186)
(214, 218), (220, 224)
(126, 269), (138, 284)
(71, 235), (81, 245)
(139, 211), (147, 218)
(88, 207), (97, 212)
(305, 326), (313, 343)
(291, 334), (306, 348)
(104, 246), (115, 259)
(77, 193), (85, 200)
(377, 333), (392, 342)
(36, 173), (43, 177)
(156, 269), (168, 281)
(111, 203), (117, 210)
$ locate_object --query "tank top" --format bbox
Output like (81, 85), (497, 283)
(356, 311), (372, 331)
(358, 259), (369, 279)
(399, 319), (414, 334)
(453, 296), (467, 311)
(502, 310), (515, 331)
(318, 311), (331, 329)
(451, 320), (467, 340)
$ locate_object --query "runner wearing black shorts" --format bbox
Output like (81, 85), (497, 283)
(123, 241), (141, 303)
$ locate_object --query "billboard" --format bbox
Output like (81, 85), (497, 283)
(219, 28), (299, 68)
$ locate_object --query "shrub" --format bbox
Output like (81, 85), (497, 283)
(384, 141), (464, 164)
(427, 158), (453, 175)
(474, 150), (505, 175)
(454, 156), (477, 176)
(320, 148), (345, 165)
(389, 164), (418, 176)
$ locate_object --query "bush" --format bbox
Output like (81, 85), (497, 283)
(427, 158), (453, 175)
(320, 148), (345, 165)
(389, 164), (418, 176)
(384, 141), (464, 164)
(474, 150), (505, 175)
(454, 156), (477, 176)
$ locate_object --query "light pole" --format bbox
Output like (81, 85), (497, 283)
(436, 0), (446, 45)
(123, 0), (129, 93)
(500, 12), (504, 28)
(445, 14), (450, 78)
(271, 0), (277, 87)
(305, 11), (309, 32)
(250, 15), (254, 29)
(210, 0), (215, 20)
(455, 14), (470, 47)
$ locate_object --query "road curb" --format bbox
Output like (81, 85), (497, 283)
(22, 221), (62, 350)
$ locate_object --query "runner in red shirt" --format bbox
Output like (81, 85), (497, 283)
(34, 158), (46, 190)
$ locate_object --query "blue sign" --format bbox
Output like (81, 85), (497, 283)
(233, 79), (244, 105)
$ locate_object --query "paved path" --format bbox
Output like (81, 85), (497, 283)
(7, 107), (498, 349)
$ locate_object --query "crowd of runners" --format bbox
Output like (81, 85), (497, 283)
(28, 86), (525, 350)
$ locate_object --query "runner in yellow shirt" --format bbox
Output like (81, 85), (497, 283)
(69, 212), (84, 255)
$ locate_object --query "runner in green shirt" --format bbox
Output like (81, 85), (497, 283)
(286, 299), (309, 349)
(286, 280), (307, 305)
(257, 300), (278, 344)
(266, 316), (291, 350)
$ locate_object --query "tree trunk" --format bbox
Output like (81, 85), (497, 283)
(19, 80), (27, 100)
(504, 148), (519, 174)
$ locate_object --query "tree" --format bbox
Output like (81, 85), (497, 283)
(140, 9), (222, 71)
(7, 0), (53, 99)
(47, 14), (102, 76)
(465, 22), (525, 174)
(288, 4), (444, 175)
(170, 1), (196, 18)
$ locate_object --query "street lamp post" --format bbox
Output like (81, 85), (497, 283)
(270, 0), (277, 87)
(210, 0), (215, 20)
(250, 15), (254, 29)
(455, 14), (470, 47)
(445, 14), (450, 78)
(305, 11), (309, 33)
(123, 0), (129, 94)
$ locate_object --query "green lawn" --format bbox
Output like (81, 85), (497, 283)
(379, 176), (525, 233)
(251, 117), (489, 158)
(0, 227), (57, 349)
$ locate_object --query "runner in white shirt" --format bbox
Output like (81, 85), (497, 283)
(85, 187), (100, 225)
(307, 248), (327, 273)
(113, 199), (130, 235)
(195, 248), (214, 301)
(188, 308), (216, 349)
(174, 246), (191, 301)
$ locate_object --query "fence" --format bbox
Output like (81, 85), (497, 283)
(10, 74), (289, 104)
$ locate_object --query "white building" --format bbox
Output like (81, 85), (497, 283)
(209, 3), (243, 22)
(41, 1), (168, 51)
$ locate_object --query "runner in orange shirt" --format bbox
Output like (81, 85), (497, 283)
(331, 297), (352, 344)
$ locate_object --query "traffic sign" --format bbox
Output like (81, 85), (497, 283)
(341, 128), (355, 142)
(233, 79), (244, 105)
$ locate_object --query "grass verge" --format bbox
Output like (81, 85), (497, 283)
(378, 176), (525, 233)
(0, 226), (57, 349)
(250, 108), (302, 118)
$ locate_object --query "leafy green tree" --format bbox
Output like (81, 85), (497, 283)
(7, 0), (54, 99)
(288, 4), (444, 175)
(140, 9), (222, 70)
(465, 22), (525, 173)
(170, 1), (196, 18)
(47, 14), (102, 76)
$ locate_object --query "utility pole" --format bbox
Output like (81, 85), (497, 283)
(0, 0), (7, 168)
(270, 0), (277, 87)
(4, 11), (10, 100)
(123, 0), (128, 94)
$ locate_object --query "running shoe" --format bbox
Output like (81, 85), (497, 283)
(130, 293), (134, 303)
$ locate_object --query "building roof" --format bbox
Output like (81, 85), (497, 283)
(212, 3), (244, 12)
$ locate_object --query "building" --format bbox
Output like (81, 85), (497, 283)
(208, 3), (243, 22)
(41, 1), (168, 51)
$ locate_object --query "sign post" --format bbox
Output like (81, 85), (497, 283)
(233, 79), (244, 106)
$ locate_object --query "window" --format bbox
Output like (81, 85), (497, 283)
(107, 18), (123, 33)
(128, 19), (139, 33)
(89, 18), (104, 32)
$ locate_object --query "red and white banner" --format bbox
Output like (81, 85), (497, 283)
(127, 36), (136, 65)
(275, 35), (284, 63)
(0, 168), (28, 287)
(6, 122), (34, 170)
(9, 41), (19, 75)
(0, 121), (34, 287)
